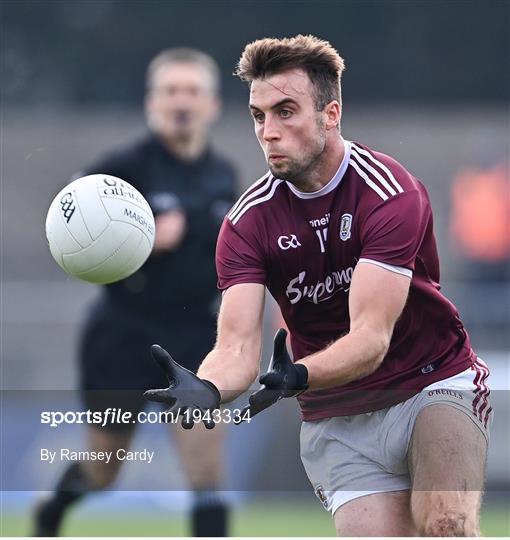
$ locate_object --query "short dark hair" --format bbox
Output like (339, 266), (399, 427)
(235, 35), (345, 111)
(146, 47), (220, 94)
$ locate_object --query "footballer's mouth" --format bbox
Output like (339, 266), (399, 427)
(268, 153), (286, 162)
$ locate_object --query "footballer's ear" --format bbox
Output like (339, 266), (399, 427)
(324, 100), (341, 131)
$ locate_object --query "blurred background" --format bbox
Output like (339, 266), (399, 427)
(1, 0), (509, 536)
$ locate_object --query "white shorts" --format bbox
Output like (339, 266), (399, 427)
(300, 361), (492, 515)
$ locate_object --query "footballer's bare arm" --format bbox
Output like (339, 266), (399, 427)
(297, 261), (411, 390)
(197, 283), (265, 403)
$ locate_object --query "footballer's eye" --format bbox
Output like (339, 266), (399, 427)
(252, 112), (265, 123)
(279, 109), (292, 118)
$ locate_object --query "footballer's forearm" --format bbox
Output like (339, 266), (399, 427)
(197, 343), (261, 403)
(297, 324), (390, 390)
(297, 261), (409, 391)
(197, 283), (265, 403)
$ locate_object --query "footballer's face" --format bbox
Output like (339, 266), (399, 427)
(145, 62), (219, 143)
(249, 68), (335, 185)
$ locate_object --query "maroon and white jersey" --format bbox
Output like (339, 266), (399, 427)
(216, 141), (477, 419)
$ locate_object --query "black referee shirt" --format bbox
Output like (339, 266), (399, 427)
(82, 133), (238, 320)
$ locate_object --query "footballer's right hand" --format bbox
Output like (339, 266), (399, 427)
(144, 345), (220, 429)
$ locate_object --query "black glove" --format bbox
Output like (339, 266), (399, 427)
(234, 328), (308, 424)
(143, 344), (220, 429)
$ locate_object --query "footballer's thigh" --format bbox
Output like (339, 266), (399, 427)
(301, 413), (418, 537)
(408, 404), (488, 536)
(171, 421), (227, 489)
(333, 490), (416, 537)
(81, 424), (135, 489)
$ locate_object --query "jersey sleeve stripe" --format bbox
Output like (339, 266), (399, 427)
(230, 179), (284, 225)
(349, 159), (389, 200)
(350, 148), (398, 196)
(228, 173), (273, 221)
(352, 143), (404, 194)
(358, 258), (413, 278)
(229, 172), (271, 220)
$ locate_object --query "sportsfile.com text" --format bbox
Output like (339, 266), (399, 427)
(40, 408), (251, 428)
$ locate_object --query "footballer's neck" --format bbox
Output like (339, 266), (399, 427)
(292, 134), (345, 193)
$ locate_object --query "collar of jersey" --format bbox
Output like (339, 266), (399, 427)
(285, 140), (352, 199)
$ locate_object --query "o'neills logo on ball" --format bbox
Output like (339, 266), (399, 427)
(102, 177), (145, 205)
(60, 192), (76, 223)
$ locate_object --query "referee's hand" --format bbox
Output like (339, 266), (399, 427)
(234, 328), (308, 424)
(144, 345), (220, 429)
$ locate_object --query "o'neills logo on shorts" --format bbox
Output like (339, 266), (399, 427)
(428, 389), (464, 400)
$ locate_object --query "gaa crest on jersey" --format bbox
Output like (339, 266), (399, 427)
(278, 234), (301, 250)
(339, 213), (352, 241)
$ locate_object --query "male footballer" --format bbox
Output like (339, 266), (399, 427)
(146, 35), (492, 536)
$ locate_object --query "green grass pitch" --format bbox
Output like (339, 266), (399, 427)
(1, 501), (509, 536)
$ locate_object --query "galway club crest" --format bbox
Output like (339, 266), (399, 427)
(339, 213), (352, 241)
(315, 485), (329, 510)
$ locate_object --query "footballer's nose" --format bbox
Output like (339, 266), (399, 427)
(262, 116), (280, 142)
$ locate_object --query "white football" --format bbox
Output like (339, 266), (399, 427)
(45, 174), (155, 284)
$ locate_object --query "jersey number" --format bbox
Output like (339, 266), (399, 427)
(315, 228), (328, 253)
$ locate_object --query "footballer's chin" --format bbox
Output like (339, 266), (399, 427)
(268, 158), (299, 181)
(268, 156), (286, 173)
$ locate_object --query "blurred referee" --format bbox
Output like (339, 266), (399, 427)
(34, 48), (238, 537)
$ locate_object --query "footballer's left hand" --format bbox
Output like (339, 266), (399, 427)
(234, 328), (308, 424)
(144, 344), (220, 429)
